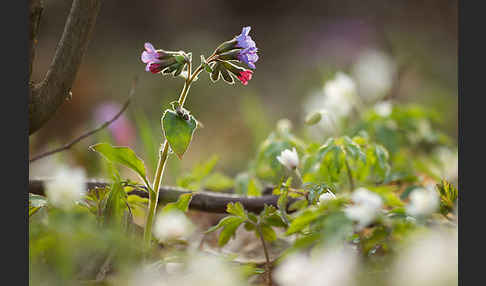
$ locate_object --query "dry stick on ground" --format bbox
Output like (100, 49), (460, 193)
(29, 0), (103, 135)
(29, 179), (300, 214)
(29, 78), (138, 163)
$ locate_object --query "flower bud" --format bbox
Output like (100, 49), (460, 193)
(223, 62), (253, 85)
(305, 111), (322, 125)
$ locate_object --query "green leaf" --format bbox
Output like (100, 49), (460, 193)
(206, 215), (241, 233)
(103, 175), (127, 225)
(218, 217), (246, 246)
(162, 110), (198, 159)
(220, 65), (235, 84)
(90, 143), (148, 186)
(203, 172), (234, 191)
(247, 178), (262, 196)
(259, 224), (277, 242)
(161, 193), (194, 213)
(288, 199), (308, 211)
(210, 62), (221, 82)
(226, 202), (247, 219)
(286, 209), (321, 235)
(244, 221), (256, 231)
(29, 193), (48, 208)
(436, 179), (458, 214)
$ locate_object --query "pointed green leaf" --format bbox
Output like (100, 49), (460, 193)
(205, 215), (242, 233)
(218, 216), (246, 246)
(259, 224), (277, 242)
(226, 202), (247, 219)
(90, 143), (148, 185)
(162, 110), (197, 159)
(161, 193), (194, 213)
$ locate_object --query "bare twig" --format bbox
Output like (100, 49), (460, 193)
(29, 180), (300, 214)
(29, 77), (138, 163)
(29, 0), (103, 135)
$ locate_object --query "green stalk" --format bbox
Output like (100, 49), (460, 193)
(143, 56), (214, 247)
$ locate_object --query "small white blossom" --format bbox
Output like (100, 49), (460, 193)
(322, 72), (358, 119)
(153, 211), (194, 243)
(373, 101), (393, 117)
(274, 246), (359, 286)
(318, 190), (336, 205)
(273, 253), (313, 286)
(406, 187), (439, 217)
(352, 49), (396, 101)
(44, 166), (86, 210)
(389, 229), (458, 286)
(435, 147), (458, 182)
(178, 254), (246, 286)
(344, 188), (383, 230)
(277, 148), (299, 170)
(307, 246), (359, 286)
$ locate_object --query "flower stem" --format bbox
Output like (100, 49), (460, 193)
(294, 168), (304, 187)
(143, 140), (169, 246)
(143, 56), (215, 247)
(256, 224), (272, 286)
(345, 159), (355, 191)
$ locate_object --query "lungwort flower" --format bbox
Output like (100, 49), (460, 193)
(141, 42), (186, 74)
(235, 26), (256, 49)
(237, 47), (259, 69)
(277, 148), (300, 170)
(216, 26), (259, 69)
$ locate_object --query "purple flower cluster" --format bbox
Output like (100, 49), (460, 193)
(235, 27), (259, 69)
(141, 43), (164, 72)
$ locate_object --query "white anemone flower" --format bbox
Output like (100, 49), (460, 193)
(322, 72), (358, 119)
(318, 190), (337, 205)
(178, 254), (246, 286)
(389, 229), (458, 286)
(44, 166), (86, 210)
(153, 211), (194, 243)
(406, 187), (440, 217)
(352, 49), (396, 101)
(434, 147), (458, 182)
(373, 101), (393, 117)
(277, 148), (299, 170)
(274, 246), (359, 286)
(344, 188), (383, 230)
(273, 253), (313, 286)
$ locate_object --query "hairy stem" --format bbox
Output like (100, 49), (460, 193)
(143, 57), (213, 247)
(143, 140), (170, 245)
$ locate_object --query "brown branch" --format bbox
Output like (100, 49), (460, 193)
(29, 0), (103, 135)
(29, 0), (43, 80)
(29, 180), (299, 214)
(29, 77), (138, 163)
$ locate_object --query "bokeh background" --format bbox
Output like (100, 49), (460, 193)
(29, 0), (458, 184)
